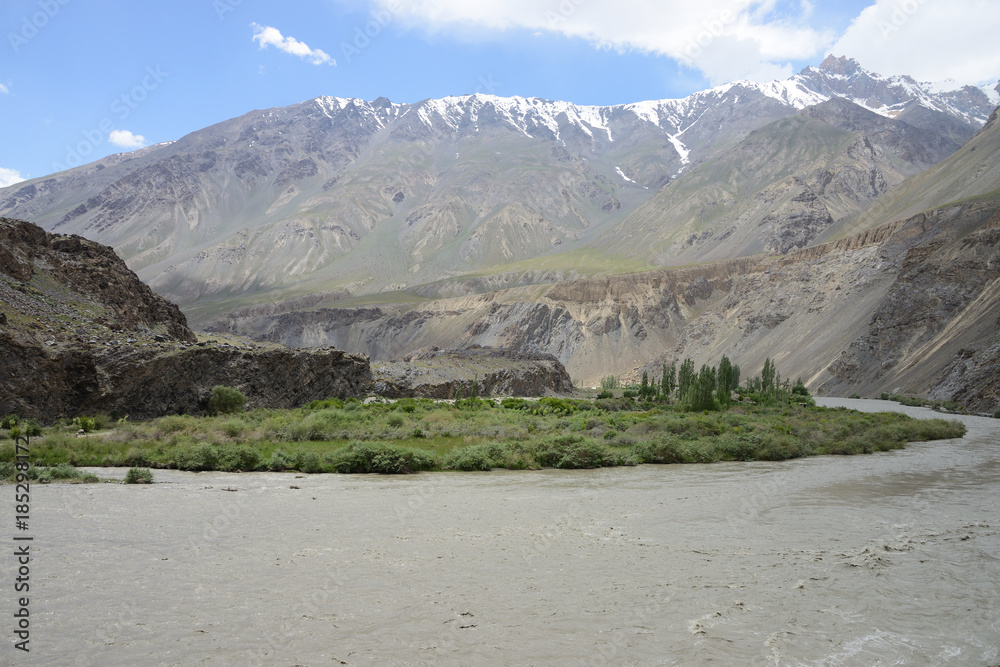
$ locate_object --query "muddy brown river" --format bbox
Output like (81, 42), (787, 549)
(5, 399), (999, 665)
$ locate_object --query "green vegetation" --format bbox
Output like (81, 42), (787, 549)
(880, 393), (961, 413)
(208, 385), (247, 415)
(0, 462), (100, 484)
(124, 467), (154, 484)
(0, 396), (965, 477)
(0, 358), (969, 476)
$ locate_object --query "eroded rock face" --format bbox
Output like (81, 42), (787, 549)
(0, 218), (371, 420)
(373, 346), (574, 399)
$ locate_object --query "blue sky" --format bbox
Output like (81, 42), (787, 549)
(2, 0), (998, 185)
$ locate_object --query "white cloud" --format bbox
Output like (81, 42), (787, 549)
(252, 23), (335, 65)
(368, 0), (834, 84)
(0, 83), (8, 94)
(832, 0), (1000, 85)
(108, 130), (147, 149)
(0, 167), (26, 188)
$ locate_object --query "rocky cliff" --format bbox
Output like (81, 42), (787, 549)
(0, 218), (372, 419)
(373, 346), (574, 399)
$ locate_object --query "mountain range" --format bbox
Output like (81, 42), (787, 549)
(2, 55), (999, 408)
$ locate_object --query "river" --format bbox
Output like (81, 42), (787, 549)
(9, 399), (1000, 665)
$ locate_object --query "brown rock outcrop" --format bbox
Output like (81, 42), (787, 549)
(0, 218), (371, 420)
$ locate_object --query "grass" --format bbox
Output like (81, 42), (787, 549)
(0, 398), (967, 475)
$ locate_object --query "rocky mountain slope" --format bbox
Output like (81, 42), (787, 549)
(210, 108), (1000, 411)
(2, 57), (995, 324)
(0, 218), (372, 419)
(373, 346), (573, 399)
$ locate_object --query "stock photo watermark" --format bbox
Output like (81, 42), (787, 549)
(546, 0), (586, 28)
(51, 65), (167, 172)
(11, 434), (33, 653)
(338, 0), (402, 64)
(8, 0), (71, 53)
(876, 0), (930, 39)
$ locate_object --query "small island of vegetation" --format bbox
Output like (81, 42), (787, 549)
(1, 357), (966, 479)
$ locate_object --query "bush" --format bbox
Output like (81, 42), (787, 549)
(174, 443), (219, 471)
(306, 397), (344, 410)
(994, 408), (1000, 419)
(500, 398), (529, 410)
(294, 451), (323, 473)
(208, 386), (247, 415)
(329, 442), (437, 474)
(268, 450), (293, 471)
(216, 445), (260, 472)
(74, 416), (96, 433)
(443, 442), (507, 471)
(630, 436), (685, 464)
(124, 467), (154, 484)
(1, 414), (17, 429)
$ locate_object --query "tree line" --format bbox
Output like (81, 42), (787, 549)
(602, 356), (810, 411)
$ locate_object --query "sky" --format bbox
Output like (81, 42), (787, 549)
(1, 0), (998, 186)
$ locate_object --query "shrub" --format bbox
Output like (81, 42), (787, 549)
(74, 416), (96, 433)
(500, 398), (529, 410)
(387, 415), (405, 428)
(630, 436), (685, 464)
(395, 399), (418, 413)
(268, 450), (293, 471)
(596, 390), (614, 400)
(1, 414), (17, 429)
(306, 397), (344, 410)
(208, 386), (247, 415)
(531, 435), (615, 469)
(994, 408), (1000, 419)
(174, 443), (219, 471)
(443, 442), (507, 471)
(294, 451), (323, 473)
(124, 467), (154, 484)
(329, 442), (437, 474)
(216, 445), (261, 472)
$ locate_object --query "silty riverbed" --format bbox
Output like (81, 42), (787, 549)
(6, 398), (999, 665)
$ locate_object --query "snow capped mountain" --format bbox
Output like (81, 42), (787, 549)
(0, 55), (995, 319)
(296, 56), (994, 170)
(793, 55), (997, 126)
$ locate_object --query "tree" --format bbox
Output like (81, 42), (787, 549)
(209, 385), (247, 415)
(660, 361), (676, 401)
(761, 358), (776, 396)
(640, 371), (651, 400)
(717, 356), (733, 408)
(677, 358), (695, 401)
(687, 364), (717, 411)
(731, 364), (740, 391)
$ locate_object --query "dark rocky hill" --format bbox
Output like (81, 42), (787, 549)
(0, 218), (372, 419)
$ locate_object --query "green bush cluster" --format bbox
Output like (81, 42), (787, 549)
(0, 381), (968, 476)
(0, 462), (99, 484)
(124, 467), (153, 484)
(209, 385), (247, 415)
